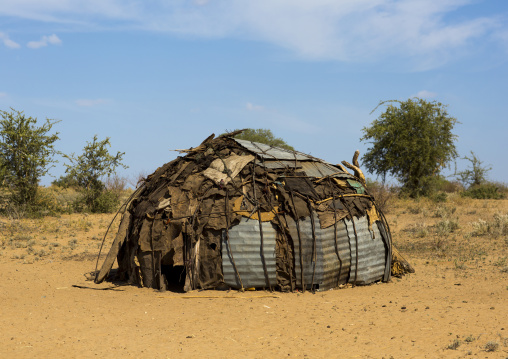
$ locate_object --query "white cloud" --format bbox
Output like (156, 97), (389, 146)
(0, 1), (506, 68)
(75, 98), (108, 107)
(27, 34), (62, 49)
(414, 90), (438, 98)
(246, 102), (264, 111)
(0, 92), (7, 97)
(0, 32), (20, 48)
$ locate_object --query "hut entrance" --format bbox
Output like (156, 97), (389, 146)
(161, 265), (186, 292)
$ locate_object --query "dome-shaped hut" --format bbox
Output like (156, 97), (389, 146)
(95, 132), (404, 292)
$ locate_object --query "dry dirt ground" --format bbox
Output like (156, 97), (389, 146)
(1, 196), (507, 358)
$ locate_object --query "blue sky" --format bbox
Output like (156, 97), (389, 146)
(1, 0), (507, 186)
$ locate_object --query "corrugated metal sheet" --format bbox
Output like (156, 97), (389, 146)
(260, 160), (302, 169)
(344, 217), (386, 285)
(299, 161), (350, 178)
(234, 139), (310, 161)
(320, 220), (352, 290)
(222, 218), (277, 289)
(287, 213), (386, 290)
(233, 139), (355, 180)
(286, 213), (324, 289)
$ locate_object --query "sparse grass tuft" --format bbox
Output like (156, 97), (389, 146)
(35, 249), (49, 257)
(434, 219), (460, 236)
(9, 234), (32, 248)
(68, 238), (78, 250)
(446, 339), (461, 350)
(464, 335), (475, 343)
(494, 256), (507, 267)
(454, 260), (467, 270)
(404, 223), (429, 238)
(484, 341), (498, 352)
(408, 205), (424, 215)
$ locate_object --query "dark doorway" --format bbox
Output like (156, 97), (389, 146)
(161, 265), (186, 292)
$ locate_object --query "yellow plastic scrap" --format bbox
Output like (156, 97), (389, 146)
(332, 178), (349, 188)
(366, 204), (380, 232)
(232, 196), (277, 222)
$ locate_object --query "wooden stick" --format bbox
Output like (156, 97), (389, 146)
(157, 295), (281, 299)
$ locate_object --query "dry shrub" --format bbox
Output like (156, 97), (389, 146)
(365, 179), (397, 213)
(447, 192), (473, 207)
(434, 218), (460, 236)
(439, 180), (464, 193)
(469, 213), (508, 237)
(131, 170), (150, 188)
(433, 205), (457, 218)
(484, 341), (499, 352)
(104, 175), (129, 195)
(403, 222), (429, 238)
(0, 186), (81, 218)
(446, 339), (461, 350)
(406, 201), (430, 216)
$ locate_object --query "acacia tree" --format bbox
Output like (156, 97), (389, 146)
(360, 98), (458, 197)
(457, 151), (491, 188)
(0, 108), (60, 206)
(64, 135), (127, 212)
(233, 128), (294, 150)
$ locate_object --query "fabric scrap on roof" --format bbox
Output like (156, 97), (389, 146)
(202, 153), (255, 185)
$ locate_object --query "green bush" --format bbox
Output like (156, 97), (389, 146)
(64, 135), (127, 213)
(73, 189), (120, 213)
(431, 192), (448, 203)
(52, 173), (80, 189)
(1, 188), (66, 218)
(461, 183), (506, 199)
(92, 190), (120, 213)
(0, 108), (60, 206)
(433, 177), (463, 193)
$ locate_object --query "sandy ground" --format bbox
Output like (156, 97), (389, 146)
(1, 199), (507, 358)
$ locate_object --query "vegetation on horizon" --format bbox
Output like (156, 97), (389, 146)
(0, 109), (506, 219)
(0, 108), (128, 217)
(232, 128), (295, 151)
